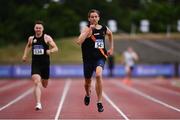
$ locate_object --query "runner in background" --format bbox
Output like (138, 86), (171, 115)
(107, 55), (115, 77)
(122, 46), (139, 85)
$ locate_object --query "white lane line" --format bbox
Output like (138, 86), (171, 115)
(54, 79), (71, 120)
(134, 80), (180, 97)
(0, 81), (28, 92)
(112, 81), (180, 112)
(0, 88), (33, 111)
(93, 78), (129, 120)
(103, 91), (129, 120)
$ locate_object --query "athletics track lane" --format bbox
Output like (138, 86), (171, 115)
(0, 78), (180, 119)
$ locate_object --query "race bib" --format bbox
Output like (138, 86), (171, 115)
(33, 45), (44, 55)
(95, 39), (104, 48)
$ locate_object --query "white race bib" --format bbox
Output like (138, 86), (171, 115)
(95, 39), (104, 48)
(33, 45), (44, 55)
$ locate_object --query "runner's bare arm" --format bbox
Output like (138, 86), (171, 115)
(22, 36), (33, 62)
(45, 35), (58, 55)
(106, 27), (114, 55)
(76, 26), (93, 45)
(132, 52), (139, 61)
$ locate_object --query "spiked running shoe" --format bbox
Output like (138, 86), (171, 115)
(84, 96), (90, 106)
(97, 103), (104, 112)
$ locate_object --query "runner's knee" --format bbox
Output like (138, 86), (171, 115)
(32, 75), (41, 86)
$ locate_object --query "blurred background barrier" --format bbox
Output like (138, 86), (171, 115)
(0, 64), (175, 78)
(0, 0), (180, 45)
(0, 0), (180, 79)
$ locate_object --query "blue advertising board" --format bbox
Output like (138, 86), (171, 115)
(50, 65), (83, 77)
(12, 65), (31, 78)
(0, 65), (12, 78)
(133, 64), (174, 77)
(0, 64), (176, 78)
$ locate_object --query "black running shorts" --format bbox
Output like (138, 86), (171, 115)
(83, 58), (106, 79)
(31, 60), (50, 79)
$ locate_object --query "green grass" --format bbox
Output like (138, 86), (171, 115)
(0, 37), (82, 64)
(55, 37), (82, 64)
(1, 33), (179, 65)
(0, 36), (121, 65)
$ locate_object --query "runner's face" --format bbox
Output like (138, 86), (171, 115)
(34, 24), (44, 36)
(88, 12), (99, 25)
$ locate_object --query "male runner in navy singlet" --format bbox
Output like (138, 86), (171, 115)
(76, 9), (114, 112)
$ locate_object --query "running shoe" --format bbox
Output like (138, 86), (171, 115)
(84, 96), (90, 106)
(123, 78), (132, 86)
(35, 103), (42, 110)
(97, 103), (104, 112)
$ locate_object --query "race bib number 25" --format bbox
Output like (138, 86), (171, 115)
(95, 39), (104, 48)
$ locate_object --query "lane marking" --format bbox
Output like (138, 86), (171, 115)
(0, 81), (28, 93)
(54, 79), (71, 120)
(134, 80), (180, 97)
(103, 92), (129, 120)
(112, 80), (180, 112)
(0, 88), (33, 111)
(92, 79), (129, 120)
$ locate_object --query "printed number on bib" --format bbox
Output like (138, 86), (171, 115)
(33, 45), (44, 55)
(95, 39), (104, 48)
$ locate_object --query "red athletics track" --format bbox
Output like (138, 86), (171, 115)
(0, 78), (180, 119)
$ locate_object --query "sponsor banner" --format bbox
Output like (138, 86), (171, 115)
(0, 64), (175, 78)
(179, 64), (180, 76)
(105, 65), (125, 77)
(50, 65), (83, 77)
(133, 64), (175, 77)
(12, 65), (31, 78)
(0, 65), (12, 77)
(105, 64), (174, 77)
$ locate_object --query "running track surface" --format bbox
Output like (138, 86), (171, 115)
(0, 78), (180, 119)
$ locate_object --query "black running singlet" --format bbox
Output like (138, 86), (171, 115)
(32, 34), (49, 62)
(81, 25), (107, 62)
